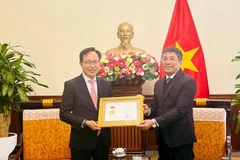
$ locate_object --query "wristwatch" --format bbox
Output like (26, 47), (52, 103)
(152, 119), (157, 128)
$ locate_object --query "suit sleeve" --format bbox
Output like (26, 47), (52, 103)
(148, 94), (158, 118)
(60, 81), (84, 130)
(155, 78), (196, 129)
(147, 82), (159, 118)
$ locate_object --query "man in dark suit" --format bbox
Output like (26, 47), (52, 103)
(138, 46), (197, 160)
(60, 47), (113, 160)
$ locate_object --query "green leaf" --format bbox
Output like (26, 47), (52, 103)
(3, 104), (9, 117)
(236, 74), (240, 80)
(5, 52), (14, 59)
(23, 61), (36, 68)
(232, 108), (239, 120)
(235, 89), (240, 94)
(25, 71), (41, 76)
(232, 56), (240, 62)
(26, 85), (34, 92)
(7, 71), (14, 84)
(14, 103), (20, 112)
(0, 43), (9, 55)
(7, 85), (14, 97)
(15, 54), (23, 66)
(2, 83), (8, 96)
(17, 87), (29, 101)
(36, 83), (49, 88)
(231, 99), (240, 107)
(235, 84), (240, 88)
(236, 115), (240, 135)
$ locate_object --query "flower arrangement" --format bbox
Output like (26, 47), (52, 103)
(98, 52), (159, 82)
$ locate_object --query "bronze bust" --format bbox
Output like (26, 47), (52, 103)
(106, 22), (145, 55)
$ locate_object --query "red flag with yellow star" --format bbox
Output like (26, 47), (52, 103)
(160, 0), (209, 98)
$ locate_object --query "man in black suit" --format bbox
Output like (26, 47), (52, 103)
(60, 47), (113, 160)
(138, 46), (197, 160)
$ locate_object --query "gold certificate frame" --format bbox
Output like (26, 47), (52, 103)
(98, 95), (144, 127)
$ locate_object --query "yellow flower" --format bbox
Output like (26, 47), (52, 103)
(130, 64), (136, 71)
(103, 59), (109, 64)
(126, 58), (133, 63)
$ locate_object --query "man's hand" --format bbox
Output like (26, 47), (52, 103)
(85, 120), (101, 131)
(143, 104), (150, 115)
(137, 119), (153, 130)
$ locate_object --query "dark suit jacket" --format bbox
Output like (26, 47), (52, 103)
(60, 74), (113, 151)
(149, 69), (197, 148)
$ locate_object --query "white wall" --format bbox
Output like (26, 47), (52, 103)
(0, 0), (240, 95)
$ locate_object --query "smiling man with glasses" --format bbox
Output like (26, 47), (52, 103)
(60, 47), (113, 160)
(138, 46), (197, 160)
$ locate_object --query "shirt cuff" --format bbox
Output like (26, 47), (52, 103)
(153, 118), (159, 127)
(81, 119), (86, 128)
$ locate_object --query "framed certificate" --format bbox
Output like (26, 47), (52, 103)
(98, 95), (144, 127)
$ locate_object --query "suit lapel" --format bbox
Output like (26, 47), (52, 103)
(96, 77), (104, 110)
(157, 78), (165, 107)
(77, 75), (96, 111)
(163, 70), (182, 100)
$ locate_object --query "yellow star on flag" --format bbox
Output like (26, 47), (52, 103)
(176, 42), (199, 72)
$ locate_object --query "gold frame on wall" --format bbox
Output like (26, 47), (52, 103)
(98, 95), (144, 127)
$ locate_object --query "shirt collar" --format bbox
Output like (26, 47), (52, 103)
(82, 73), (96, 83)
(166, 72), (176, 80)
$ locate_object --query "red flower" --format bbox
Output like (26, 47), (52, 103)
(136, 66), (144, 72)
(99, 64), (104, 72)
(107, 60), (117, 69)
(117, 71), (122, 76)
(133, 59), (140, 66)
(125, 70), (132, 77)
(117, 59), (125, 68)
(99, 72), (107, 78)
(129, 52), (135, 57)
(141, 58), (148, 63)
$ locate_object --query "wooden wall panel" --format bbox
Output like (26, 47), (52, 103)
(110, 127), (142, 152)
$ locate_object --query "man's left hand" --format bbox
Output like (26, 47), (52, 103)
(137, 119), (153, 130)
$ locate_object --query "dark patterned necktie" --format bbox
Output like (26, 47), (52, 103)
(164, 78), (171, 95)
(166, 77), (171, 84)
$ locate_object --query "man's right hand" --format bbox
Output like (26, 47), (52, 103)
(143, 104), (150, 115)
(85, 120), (101, 131)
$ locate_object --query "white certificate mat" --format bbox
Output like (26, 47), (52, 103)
(105, 101), (138, 121)
(98, 95), (144, 127)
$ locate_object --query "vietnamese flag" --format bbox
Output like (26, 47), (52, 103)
(160, 0), (209, 98)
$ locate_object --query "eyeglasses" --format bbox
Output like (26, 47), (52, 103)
(83, 60), (100, 65)
(161, 57), (180, 62)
